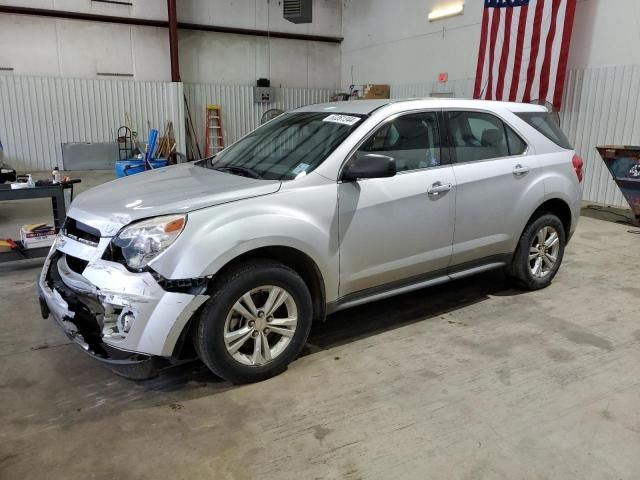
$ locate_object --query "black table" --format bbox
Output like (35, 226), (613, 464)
(0, 181), (79, 263)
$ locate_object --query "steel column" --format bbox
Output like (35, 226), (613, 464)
(167, 0), (180, 82)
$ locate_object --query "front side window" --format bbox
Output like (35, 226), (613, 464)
(200, 112), (364, 180)
(357, 112), (441, 172)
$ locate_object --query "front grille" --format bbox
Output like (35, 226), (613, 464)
(63, 217), (101, 246)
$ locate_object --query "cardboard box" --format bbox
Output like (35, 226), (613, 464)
(363, 84), (390, 99)
(21, 224), (56, 249)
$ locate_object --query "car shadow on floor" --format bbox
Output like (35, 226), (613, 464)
(141, 269), (527, 394)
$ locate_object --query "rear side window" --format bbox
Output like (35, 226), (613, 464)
(516, 112), (573, 149)
(446, 111), (526, 162)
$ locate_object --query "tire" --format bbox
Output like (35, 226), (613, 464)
(508, 213), (566, 290)
(193, 259), (313, 384)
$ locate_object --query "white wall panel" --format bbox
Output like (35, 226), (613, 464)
(183, 83), (339, 151)
(0, 75), (184, 171)
(391, 78), (474, 100)
(0, 0), (342, 84)
(0, 15), (60, 77)
(0, 0), (168, 20)
(178, 0), (342, 37)
(0, 14), (170, 80)
(178, 31), (341, 88)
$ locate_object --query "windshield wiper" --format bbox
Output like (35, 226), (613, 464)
(214, 165), (263, 179)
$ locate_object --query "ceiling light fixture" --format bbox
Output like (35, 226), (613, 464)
(428, 2), (464, 22)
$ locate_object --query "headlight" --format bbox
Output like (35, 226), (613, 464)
(113, 214), (186, 269)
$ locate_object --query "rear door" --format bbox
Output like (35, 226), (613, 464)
(444, 109), (544, 267)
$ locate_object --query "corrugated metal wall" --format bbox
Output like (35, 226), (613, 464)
(0, 75), (184, 171)
(1, 68), (637, 210)
(183, 84), (339, 152)
(0, 76), (337, 171)
(391, 67), (640, 209)
(561, 65), (640, 208)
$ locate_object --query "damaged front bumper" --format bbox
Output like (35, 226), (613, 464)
(38, 229), (209, 372)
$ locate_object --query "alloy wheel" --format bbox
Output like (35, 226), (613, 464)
(223, 285), (298, 366)
(528, 226), (560, 278)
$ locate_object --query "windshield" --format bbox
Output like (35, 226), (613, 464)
(200, 112), (364, 180)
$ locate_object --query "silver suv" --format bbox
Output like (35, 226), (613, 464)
(38, 99), (583, 383)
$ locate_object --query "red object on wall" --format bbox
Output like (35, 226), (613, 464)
(438, 72), (448, 83)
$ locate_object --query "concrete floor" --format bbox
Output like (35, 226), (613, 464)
(1, 173), (640, 479)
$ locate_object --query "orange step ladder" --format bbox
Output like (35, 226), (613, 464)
(204, 105), (225, 157)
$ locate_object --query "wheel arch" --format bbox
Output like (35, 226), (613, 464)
(209, 246), (327, 323)
(507, 197), (573, 268)
(527, 198), (573, 241)
(173, 245), (327, 360)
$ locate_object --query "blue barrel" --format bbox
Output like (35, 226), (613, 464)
(115, 158), (168, 178)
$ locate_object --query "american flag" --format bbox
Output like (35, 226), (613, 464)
(473, 0), (577, 111)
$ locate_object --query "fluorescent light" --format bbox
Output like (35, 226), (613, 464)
(428, 2), (464, 21)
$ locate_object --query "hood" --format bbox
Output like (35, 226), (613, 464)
(68, 163), (281, 236)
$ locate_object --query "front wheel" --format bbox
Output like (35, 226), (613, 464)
(193, 260), (313, 384)
(508, 213), (566, 290)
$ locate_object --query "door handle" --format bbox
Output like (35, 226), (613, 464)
(513, 164), (530, 176)
(427, 182), (453, 195)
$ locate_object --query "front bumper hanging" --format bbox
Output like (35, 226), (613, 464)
(38, 231), (209, 372)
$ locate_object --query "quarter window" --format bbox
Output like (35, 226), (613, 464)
(516, 111), (572, 149)
(446, 111), (527, 162)
(357, 112), (441, 172)
(505, 124), (527, 155)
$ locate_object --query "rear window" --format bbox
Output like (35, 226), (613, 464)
(516, 112), (573, 150)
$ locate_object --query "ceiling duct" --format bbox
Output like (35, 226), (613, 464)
(283, 0), (312, 24)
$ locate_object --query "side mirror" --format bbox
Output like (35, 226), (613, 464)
(341, 154), (396, 182)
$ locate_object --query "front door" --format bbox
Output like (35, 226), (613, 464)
(338, 111), (456, 297)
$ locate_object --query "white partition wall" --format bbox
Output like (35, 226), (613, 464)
(0, 74), (184, 171)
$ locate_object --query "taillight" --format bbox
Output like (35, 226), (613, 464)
(572, 154), (584, 183)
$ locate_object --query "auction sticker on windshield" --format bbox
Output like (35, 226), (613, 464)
(323, 114), (361, 126)
(292, 163), (310, 175)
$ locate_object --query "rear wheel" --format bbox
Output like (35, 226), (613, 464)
(194, 260), (313, 384)
(508, 213), (566, 290)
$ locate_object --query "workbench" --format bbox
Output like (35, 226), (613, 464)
(0, 181), (79, 263)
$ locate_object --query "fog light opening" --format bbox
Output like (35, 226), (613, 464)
(120, 312), (135, 334)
